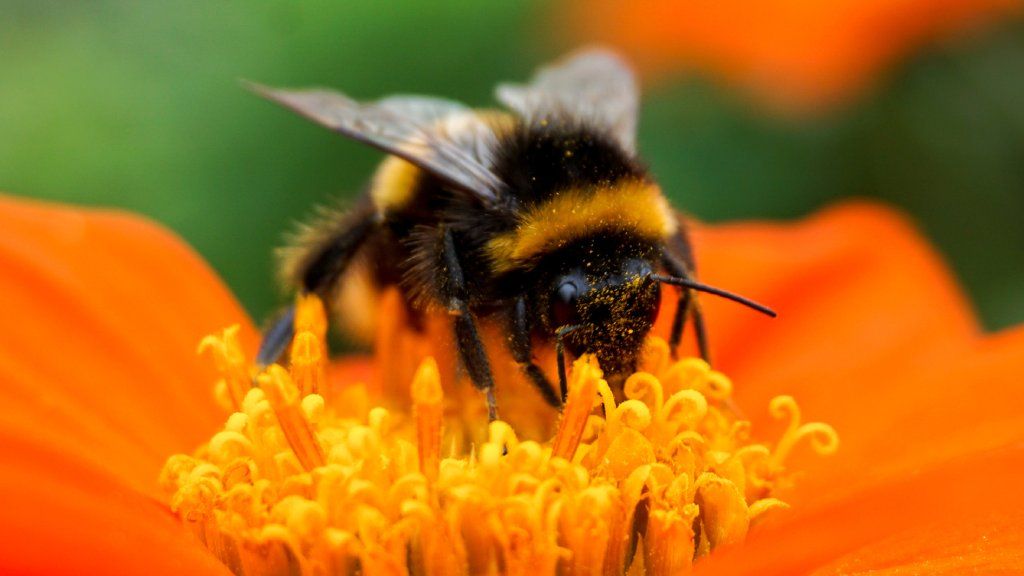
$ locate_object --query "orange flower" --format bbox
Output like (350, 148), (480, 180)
(1, 192), (1022, 574)
(561, 0), (1022, 110)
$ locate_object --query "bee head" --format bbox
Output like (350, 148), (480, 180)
(543, 254), (661, 379)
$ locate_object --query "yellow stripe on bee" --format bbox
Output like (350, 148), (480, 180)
(370, 156), (422, 214)
(370, 110), (516, 215)
(487, 180), (676, 272)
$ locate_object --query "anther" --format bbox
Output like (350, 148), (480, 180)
(551, 355), (602, 461)
(198, 324), (251, 410)
(259, 365), (326, 471)
(411, 358), (443, 480)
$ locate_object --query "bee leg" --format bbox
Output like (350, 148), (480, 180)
(256, 305), (296, 367)
(668, 289), (691, 358)
(441, 228), (499, 421)
(691, 302), (710, 363)
(508, 297), (562, 408)
(662, 250), (711, 362)
(555, 326), (572, 402)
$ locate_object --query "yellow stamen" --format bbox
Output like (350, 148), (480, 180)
(289, 332), (323, 397)
(695, 472), (749, 550)
(198, 324), (250, 410)
(290, 294), (328, 397)
(645, 506), (698, 576)
(163, 295), (838, 575)
(411, 357), (443, 481)
(769, 395), (841, 467)
(294, 293), (328, 342)
(551, 354), (602, 461)
(259, 365), (326, 471)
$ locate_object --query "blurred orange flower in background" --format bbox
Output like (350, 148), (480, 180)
(562, 0), (1022, 110)
(0, 192), (1023, 575)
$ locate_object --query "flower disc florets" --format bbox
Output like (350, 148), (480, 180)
(161, 296), (837, 575)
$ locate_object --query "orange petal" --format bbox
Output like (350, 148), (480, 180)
(786, 324), (1024, 506)
(679, 203), (972, 415)
(0, 427), (229, 576)
(809, 511), (1024, 575)
(690, 201), (976, 382)
(0, 195), (256, 495)
(695, 445), (1024, 575)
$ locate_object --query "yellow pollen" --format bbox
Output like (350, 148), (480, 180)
(162, 296), (838, 575)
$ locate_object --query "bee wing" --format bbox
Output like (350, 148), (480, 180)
(246, 83), (507, 205)
(495, 47), (639, 154)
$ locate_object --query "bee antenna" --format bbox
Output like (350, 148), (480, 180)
(650, 274), (777, 318)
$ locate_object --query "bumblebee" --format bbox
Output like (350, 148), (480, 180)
(252, 48), (774, 420)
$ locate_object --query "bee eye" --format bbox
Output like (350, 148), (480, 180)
(551, 282), (581, 328)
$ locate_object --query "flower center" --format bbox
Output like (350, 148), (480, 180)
(161, 296), (838, 575)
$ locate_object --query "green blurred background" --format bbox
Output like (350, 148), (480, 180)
(2, 1), (1022, 329)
